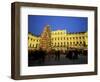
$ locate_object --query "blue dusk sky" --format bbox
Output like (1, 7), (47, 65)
(28, 15), (88, 36)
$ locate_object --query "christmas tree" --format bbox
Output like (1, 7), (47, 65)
(40, 25), (52, 52)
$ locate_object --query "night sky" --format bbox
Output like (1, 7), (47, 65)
(28, 15), (88, 36)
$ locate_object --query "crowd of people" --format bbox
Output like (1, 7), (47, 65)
(28, 48), (87, 66)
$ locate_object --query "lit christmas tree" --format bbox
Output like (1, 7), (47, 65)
(40, 25), (52, 52)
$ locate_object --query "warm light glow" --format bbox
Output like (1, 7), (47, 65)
(28, 25), (88, 51)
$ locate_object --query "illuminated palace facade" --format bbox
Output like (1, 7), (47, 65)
(28, 25), (88, 51)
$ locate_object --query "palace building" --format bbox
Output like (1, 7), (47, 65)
(28, 33), (40, 50)
(28, 25), (88, 51)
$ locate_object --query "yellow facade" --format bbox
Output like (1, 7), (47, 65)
(51, 30), (67, 50)
(28, 33), (40, 50)
(51, 30), (88, 50)
(28, 29), (88, 51)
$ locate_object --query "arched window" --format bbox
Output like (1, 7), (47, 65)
(61, 37), (62, 40)
(64, 37), (65, 40)
(67, 38), (69, 40)
(67, 42), (69, 45)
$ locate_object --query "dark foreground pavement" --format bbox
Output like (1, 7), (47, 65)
(28, 54), (87, 66)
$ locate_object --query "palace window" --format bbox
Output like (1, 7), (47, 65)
(58, 43), (59, 46)
(31, 44), (33, 47)
(67, 42), (69, 45)
(76, 37), (78, 39)
(55, 43), (56, 46)
(67, 38), (69, 40)
(61, 37), (62, 40)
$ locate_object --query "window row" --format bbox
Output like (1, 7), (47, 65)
(29, 44), (39, 48)
(28, 38), (40, 42)
(52, 41), (86, 45)
(52, 36), (86, 40)
(52, 32), (65, 35)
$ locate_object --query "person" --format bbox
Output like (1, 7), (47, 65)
(55, 50), (60, 61)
